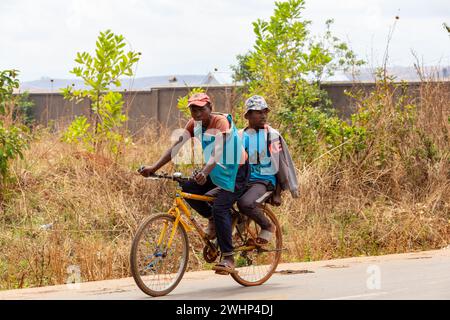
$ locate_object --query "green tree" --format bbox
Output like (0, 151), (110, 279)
(0, 70), (19, 115)
(232, 0), (365, 161)
(0, 70), (29, 185)
(61, 30), (141, 155)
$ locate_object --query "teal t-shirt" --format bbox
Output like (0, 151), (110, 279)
(243, 129), (276, 187)
(193, 114), (243, 192)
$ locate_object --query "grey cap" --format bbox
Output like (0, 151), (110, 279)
(244, 95), (269, 115)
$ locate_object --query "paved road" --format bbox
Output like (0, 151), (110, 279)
(1, 248), (450, 300)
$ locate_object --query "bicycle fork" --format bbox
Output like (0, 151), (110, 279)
(162, 203), (213, 249)
(156, 207), (187, 251)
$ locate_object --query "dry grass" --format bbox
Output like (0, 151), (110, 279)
(280, 77), (450, 262)
(0, 80), (449, 290)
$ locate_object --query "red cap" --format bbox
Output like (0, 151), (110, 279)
(187, 93), (211, 107)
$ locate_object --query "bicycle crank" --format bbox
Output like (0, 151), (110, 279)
(202, 244), (219, 263)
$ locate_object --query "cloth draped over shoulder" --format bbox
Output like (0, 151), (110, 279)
(270, 126), (299, 205)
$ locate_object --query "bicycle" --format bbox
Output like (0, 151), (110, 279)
(130, 171), (283, 297)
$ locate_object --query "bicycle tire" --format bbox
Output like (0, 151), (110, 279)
(231, 206), (282, 286)
(130, 213), (189, 297)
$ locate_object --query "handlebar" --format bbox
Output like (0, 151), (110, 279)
(148, 173), (192, 184)
(138, 166), (193, 184)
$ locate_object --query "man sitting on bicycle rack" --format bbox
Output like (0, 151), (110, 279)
(139, 93), (248, 275)
(237, 95), (299, 244)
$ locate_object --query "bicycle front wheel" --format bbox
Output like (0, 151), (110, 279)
(130, 213), (189, 297)
(231, 206), (282, 286)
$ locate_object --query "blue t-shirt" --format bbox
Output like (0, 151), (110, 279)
(243, 129), (276, 187)
(191, 114), (243, 192)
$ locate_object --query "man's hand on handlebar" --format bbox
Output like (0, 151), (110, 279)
(138, 166), (207, 184)
(138, 165), (157, 177)
(193, 170), (208, 185)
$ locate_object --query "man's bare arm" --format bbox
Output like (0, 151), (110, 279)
(139, 130), (191, 177)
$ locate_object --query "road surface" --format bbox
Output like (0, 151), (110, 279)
(1, 248), (450, 300)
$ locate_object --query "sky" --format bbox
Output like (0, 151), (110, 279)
(1, 0), (449, 82)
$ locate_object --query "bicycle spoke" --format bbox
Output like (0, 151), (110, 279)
(231, 208), (282, 286)
(131, 214), (189, 296)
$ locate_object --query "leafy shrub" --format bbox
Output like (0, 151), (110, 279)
(13, 92), (35, 128)
(232, 0), (365, 162)
(61, 30), (140, 156)
(0, 70), (29, 184)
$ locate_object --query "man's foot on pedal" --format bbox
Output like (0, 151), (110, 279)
(256, 223), (276, 245)
(213, 256), (236, 275)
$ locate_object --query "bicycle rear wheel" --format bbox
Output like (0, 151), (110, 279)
(130, 213), (189, 297)
(231, 206), (282, 286)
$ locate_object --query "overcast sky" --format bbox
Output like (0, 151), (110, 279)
(1, 0), (449, 82)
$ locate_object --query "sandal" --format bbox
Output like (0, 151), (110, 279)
(213, 257), (237, 275)
(256, 227), (275, 245)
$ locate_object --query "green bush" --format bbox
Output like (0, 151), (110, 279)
(61, 30), (141, 156)
(0, 70), (29, 185)
(13, 92), (35, 128)
(0, 123), (28, 182)
(232, 0), (365, 163)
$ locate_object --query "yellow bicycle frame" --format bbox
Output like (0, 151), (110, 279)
(160, 188), (215, 249)
(154, 185), (265, 254)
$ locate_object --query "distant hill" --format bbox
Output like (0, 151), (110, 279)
(18, 73), (229, 93)
(341, 66), (450, 82)
(17, 67), (449, 93)
(306, 65), (450, 82)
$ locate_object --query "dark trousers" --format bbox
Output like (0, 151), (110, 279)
(237, 182), (273, 230)
(182, 164), (249, 255)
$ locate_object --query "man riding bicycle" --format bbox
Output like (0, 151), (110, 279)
(139, 93), (248, 275)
